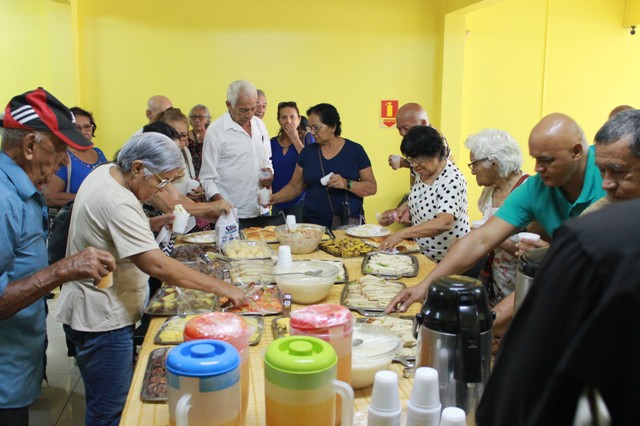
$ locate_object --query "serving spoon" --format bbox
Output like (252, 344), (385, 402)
(274, 269), (324, 277)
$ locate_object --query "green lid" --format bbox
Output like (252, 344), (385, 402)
(264, 336), (337, 389)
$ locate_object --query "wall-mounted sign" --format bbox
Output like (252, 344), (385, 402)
(380, 100), (398, 128)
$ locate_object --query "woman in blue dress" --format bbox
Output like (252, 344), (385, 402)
(44, 107), (107, 208)
(270, 103), (377, 229)
(269, 101), (314, 222)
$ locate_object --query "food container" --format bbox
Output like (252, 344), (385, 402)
(222, 239), (274, 260)
(351, 323), (401, 389)
(180, 230), (216, 244)
(219, 285), (283, 316)
(340, 276), (406, 316)
(299, 259), (349, 283)
(319, 238), (375, 258)
(273, 260), (338, 304)
(143, 286), (217, 316)
(357, 316), (417, 366)
(155, 315), (263, 346)
(140, 347), (170, 401)
(273, 223), (326, 254)
(183, 313), (255, 424)
(361, 252), (419, 278)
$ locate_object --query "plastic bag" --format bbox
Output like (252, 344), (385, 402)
(216, 208), (239, 248)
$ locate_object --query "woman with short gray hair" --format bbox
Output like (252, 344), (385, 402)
(465, 128), (528, 345)
(54, 132), (247, 426)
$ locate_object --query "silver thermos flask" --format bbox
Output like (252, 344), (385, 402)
(413, 275), (493, 426)
(514, 247), (548, 313)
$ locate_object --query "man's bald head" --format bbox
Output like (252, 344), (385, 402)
(396, 103), (429, 137)
(609, 105), (634, 120)
(146, 95), (173, 123)
(529, 113), (589, 188)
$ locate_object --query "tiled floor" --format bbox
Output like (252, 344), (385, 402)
(29, 297), (86, 426)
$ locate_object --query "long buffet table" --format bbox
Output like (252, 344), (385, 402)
(120, 231), (435, 426)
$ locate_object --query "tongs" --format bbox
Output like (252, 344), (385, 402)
(220, 284), (265, 311)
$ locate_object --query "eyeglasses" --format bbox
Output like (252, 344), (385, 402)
(178, 133), (189, 141)
(75, 124), (94, 131)
(309, 124), (326, 134)
(405, 156), (426, 166)
(467, 158), (489, 169)
(189, 114), (209, 120)
(144, 164), (171, 189)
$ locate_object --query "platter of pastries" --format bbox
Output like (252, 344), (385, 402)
(361, 252), (419, 278)
(319, 238), (375, 258)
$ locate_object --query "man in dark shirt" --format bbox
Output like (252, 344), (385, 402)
(476, 198), (640, 425)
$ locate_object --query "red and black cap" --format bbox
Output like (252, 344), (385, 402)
(0, 87), (92, 150)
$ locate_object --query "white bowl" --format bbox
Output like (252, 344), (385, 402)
(274, 261), (339, 304)
(351, 323), (401, 389)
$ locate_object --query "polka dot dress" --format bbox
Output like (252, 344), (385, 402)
(408, 161), (470, 263)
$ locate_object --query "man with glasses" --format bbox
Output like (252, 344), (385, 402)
(200, 80), (276, 228)
(0, 88), (115, 426)
(387, 113), (605, 315)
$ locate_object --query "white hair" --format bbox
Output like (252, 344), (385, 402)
(117, 132), (184, 175)
(227, 80), (257, 108)
(465, 129), (523, 177)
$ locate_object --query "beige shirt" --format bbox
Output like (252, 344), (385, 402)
(55, 164), (159, 332)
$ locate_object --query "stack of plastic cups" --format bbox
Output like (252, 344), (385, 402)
(367, 370), (401, 426)
(277, 245), (292, 268)
(183, 313), (255, 425)
(439, 407), (467, 426)
(405, 367), (442, 426)
(290, 304), (352, 425)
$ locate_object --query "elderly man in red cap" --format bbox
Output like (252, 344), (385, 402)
(0, 88), (115, 426)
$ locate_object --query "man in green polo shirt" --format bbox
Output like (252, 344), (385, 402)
(386, 113), (605, 315)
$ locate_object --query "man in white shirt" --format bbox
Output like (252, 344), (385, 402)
(199, 80), (274, 225)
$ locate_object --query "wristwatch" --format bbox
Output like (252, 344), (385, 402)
(347, 179), (352, 190)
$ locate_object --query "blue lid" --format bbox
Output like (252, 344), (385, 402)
(166, 340), (240, 378)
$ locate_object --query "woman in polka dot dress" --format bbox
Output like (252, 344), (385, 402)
(378, 126), (469, 263)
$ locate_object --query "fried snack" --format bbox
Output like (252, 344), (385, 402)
(363, 237), (421, 254)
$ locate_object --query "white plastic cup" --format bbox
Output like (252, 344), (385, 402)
(285, 215), (297, 229)
(320, 172), (334, 186)
(186, 179), (200, 192)
(172, 211), (191, 234)
(440, 407), (467, 426)
(406, 367), (441, 426)
(368, 370), (401, 426)
(390, 155), (402, 170)
(277, 246), (292, 268)
(518, 232), (541, 242)
(257, 188), (270, 205)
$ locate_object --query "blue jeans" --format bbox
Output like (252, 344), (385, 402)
(63, 324), (134, 426)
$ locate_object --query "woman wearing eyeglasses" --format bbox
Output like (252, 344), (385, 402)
(43, 106), (108, 208)
(378, 125), (469, 262)
(270, 103), (377, 229)
(54, 133), (247, 426)
(269, 101), (314, 222)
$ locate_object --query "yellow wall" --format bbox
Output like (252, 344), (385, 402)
(0, 0), (76, 104)
(71, 0), (446, 223)
(457, 0), (640, 220)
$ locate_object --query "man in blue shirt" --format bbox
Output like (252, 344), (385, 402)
(387, 113), (605, 315)
(0, 88), (115, 426)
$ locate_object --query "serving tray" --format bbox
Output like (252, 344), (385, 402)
(227, 259), (276, 285)
(318, 238), (376, 258)
(340, 278), (406, 317)
(361, 252), (419, 279)
(180, 230), (216, 244)
(140, 347), (170, 402)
